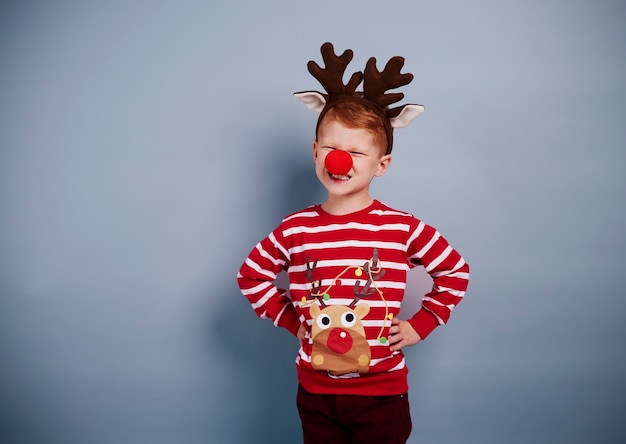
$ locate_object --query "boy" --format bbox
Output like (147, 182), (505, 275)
(237, 43), (469, 444)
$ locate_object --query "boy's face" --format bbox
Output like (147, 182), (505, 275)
(313, 117), (391, 202)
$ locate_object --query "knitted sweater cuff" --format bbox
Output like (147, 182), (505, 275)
(408, 308), (440, 340)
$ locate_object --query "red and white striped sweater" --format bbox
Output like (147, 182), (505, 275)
(237, 200), (469, 396)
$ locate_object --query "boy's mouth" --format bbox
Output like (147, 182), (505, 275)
(329, 173), (351, 181)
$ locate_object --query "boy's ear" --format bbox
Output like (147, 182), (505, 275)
(375, 154), (392, 177)
(312, 140), (318, 161)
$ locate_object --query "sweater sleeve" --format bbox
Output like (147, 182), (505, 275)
(406, 220), (470, 339)
(236, 226), (301, 336)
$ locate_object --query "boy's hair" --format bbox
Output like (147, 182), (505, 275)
(317, 101), (389, 155)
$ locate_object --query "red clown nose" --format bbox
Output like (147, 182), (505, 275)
(324, 150), (353, 175)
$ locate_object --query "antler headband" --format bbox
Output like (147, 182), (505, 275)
(294, 42), (425, 154)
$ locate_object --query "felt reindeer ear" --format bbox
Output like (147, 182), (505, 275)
(390, 104), (425, 128)
(293, 91), (327, 112)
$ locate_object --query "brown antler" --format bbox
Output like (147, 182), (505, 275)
(307, 42), (363, 97)
(349, 249), (386, 308)
(306, 256), (327, 307)
(363, 56), (414, 118)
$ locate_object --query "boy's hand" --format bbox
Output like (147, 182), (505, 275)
(297, 323), (308, 346)
(388, 317), (422, 352)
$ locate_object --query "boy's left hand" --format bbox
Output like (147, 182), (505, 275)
(388, 317), (422, 352)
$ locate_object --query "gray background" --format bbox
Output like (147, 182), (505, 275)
(1, 1), (624, 443)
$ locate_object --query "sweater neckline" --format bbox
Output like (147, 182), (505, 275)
(315, 200), (381, 219)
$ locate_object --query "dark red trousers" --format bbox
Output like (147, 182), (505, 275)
(296, 385), (412, 444)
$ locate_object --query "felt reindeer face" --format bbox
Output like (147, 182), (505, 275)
(303, 249), (389, 376)
(309, 302), (371, 375)
(294, 42), (425, 154)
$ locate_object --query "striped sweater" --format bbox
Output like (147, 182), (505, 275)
(237, 200), (469, 396)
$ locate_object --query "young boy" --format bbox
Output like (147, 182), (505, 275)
(237, 43), (469, 444)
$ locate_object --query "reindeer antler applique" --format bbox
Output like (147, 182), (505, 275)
(349, 249), (386, 309)
(294, 42), (425, 154)
(306, 256), (328, 308)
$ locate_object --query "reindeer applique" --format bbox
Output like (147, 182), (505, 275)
(304, 249), (388, 376)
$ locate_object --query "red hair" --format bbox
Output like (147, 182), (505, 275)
(316, 101), (390, 155)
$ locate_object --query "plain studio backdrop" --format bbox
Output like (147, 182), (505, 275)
(1, 1), (624, 443)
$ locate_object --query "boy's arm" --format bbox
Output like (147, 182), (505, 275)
(237, 228), (301, 336)
(406, 221), (470, 339)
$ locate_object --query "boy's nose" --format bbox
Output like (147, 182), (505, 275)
(325, 150), (352, 175)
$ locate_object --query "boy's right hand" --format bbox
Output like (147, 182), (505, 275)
(297, 323), (309, 346)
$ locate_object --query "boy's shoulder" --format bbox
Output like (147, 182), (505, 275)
(369, 200), (416, 219)
(279, 200), (421, 225)
(272, 205), (324, 238)
(370, 201), (430, 233)
(280, 204), (321, 225)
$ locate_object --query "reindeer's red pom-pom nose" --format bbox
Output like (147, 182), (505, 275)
(325, 150), (352, 175)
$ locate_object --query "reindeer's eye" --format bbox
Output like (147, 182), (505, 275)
(316, 314), (332, 330)
(341, 312), (357, 328)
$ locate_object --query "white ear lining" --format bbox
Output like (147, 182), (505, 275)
(293, 91), (327, 113)
(390, 104), (425, 128)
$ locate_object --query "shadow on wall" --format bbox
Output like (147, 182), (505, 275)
(210, 131), (322, 444)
